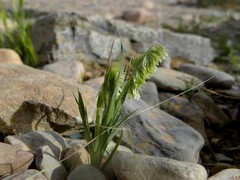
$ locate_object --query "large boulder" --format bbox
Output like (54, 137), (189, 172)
(0, 63), (96, 135)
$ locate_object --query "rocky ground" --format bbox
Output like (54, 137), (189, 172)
(0, 0), (240, 180)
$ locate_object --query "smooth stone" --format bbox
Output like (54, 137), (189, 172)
(0, 49), (23, 65)
(5, 130), (67, 156)
(210, 163), (237, 176)
(122, 99), (204, 163)
(121, 8), (155, 24)
(2, 169), (47, 180)
(36, 145), (68, 180)
(63, 144), (91, 171)
(150, 67), (202, 91)
(191, 92), (231, 128)
(159, 92), (207, 139)
(83, 76), (104, 91)
(112, 151), (208, 180)
(42, 60), (85, 83)
(215, 153), (233, 162)
(67, 165), (107, 180)
(0, 142), (34, 177)
(140, 81), (160, 107)
(0, 63), (96, 135)
(208, 169), (240, 180)
(179, 64), (235, 89)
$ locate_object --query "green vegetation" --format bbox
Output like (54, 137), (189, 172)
(197, 0), (240, 10)
(75, 43), (168, 171)
(0, 0), (37, 66)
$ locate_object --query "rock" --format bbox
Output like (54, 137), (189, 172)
(89, 31), (130, 61)
(63, 144), (90, 171)
(42, 60), (85, 82)
(121, 8), (155, 24)
(140, 81), (160, 107)
(112, 151), (207, 180)
(210, 163), (237, 176)
(191, 92), (231, 128)
(150, 67), (202, 91)
(31, 13), (131, 65)
(107, 19), (216, 65)
(122, 99), (204, 163)
(5, 131), (67, 156)
(31, 13), (96, 65)
(159, 93), (207, 139)
(179, 64), (235, 89)
(215, 153), (233, 162)
(0, 63), (96, 135)
(83, 76), (104, 91)
(67, 165), (107, 180)
(208, 169), (240, 180)
(0, 49), (23, 65)
(2, 169), (47, 180)
(0, 142), (34, 177)
(36, 145), (68, 180)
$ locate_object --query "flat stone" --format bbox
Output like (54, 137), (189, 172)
(122, 99), (204, 163)
(0, 142), (34, 177)
(42, 60), (85, 82)
(5, 130), (67, 156)
(179, 64), (235, 89)
(208, 169), (240, 180)
(150, 67), (202, 91)
(36, 145), (68, 180)
(159, 92), (207, 139)
(2, 169), (47, 180)
(0, 63), (96, 135)
(191, 92), (231, 128)
(112, 151), (208, 180)
(0, 49), (23, 65)
(67, 165), (107, 180)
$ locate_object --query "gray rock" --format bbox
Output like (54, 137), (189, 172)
(36, 145), (68, 180)
(0, 142), (34, 177)
(112, 151), (208, 180)
(179, 64), (235, 89)
(105, 19), (216, 65)
(150, 67), (202, 91)
(5, 131), (67, 156)
(63, 144), (91, 171)
(122, 99), (204, 163)
(67, 165), (107, 180)
(31, 13), (131, 65)
(208, 168), (240, 180)
(191, 92), (231, 128)
(89, 31), (130, 61)
(159, 93), (207, 139)
(31, 13), (96, 65)
(2, 169), (47, 180)
(0, 63), (96, 135)
(83, 76), (104, 91)
(42, 60), (85, 82)
(140, 81), (160, 107)
(215, 153), (234, 162)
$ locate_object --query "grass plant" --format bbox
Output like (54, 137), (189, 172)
(0, 0), (37, 66)
(75, 43), (168, 170)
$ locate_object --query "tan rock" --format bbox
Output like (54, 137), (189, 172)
(0, 142), (34, 177)
(63, 144), (91, 170)
(0, 49), (23, 65)
(121, 8), (155, 24)
(0, 63), (97, 135)
(208, 169), (240, 180)
(2, 169), (47, 180)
